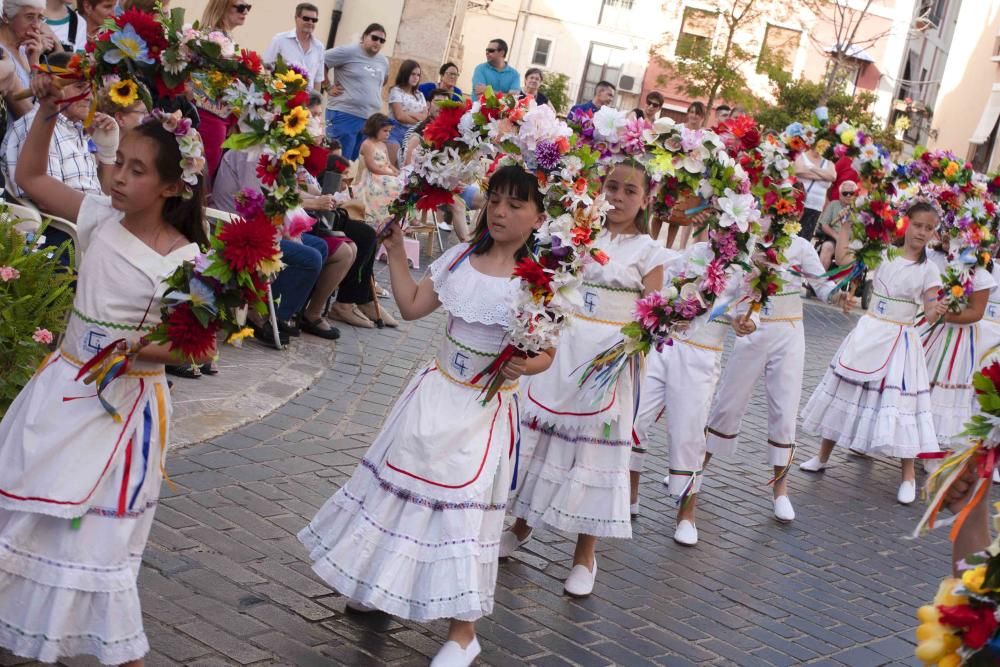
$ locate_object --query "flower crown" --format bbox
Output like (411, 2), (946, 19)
(149, 109), (205, 199)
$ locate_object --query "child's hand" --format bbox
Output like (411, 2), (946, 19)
(382, 221), (404, 252)
(731, 312), (756, 337)
(838, 291), (857, 314)
(929, 297), (949, 322)
(500, 355), (528, 381)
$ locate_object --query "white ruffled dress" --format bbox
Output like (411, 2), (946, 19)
(978, 263), (1000, 362)
(921, 251), (997, 445)
(0, 195), (196, 664)
(509, 231), (663, 539)
(299, 243), (521, 621)
(801, 255), (941, 458)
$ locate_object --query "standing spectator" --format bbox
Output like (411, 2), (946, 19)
(520, 67), (549, 106)
(471, 38), (519, 95)
(685, 101), (706, 129)
(643, 91), (664, 120)
(44, 0), (80, 51)
(197, 0), (250, 183)
(569, 80), (615, 116)
(323, 22), (390, 161)
(730, 105), (746, 119)
(75, 0), (113, 49)
(713, 104), (731, 124)
(828, 153), (859, 203)
(387, 59), (427, 149)
(263, 3), (324, 92)
(418, 61), (463, 102)
(2, 55), (114, 204)
(794, 142), (836, 240)
(816, 180), (858, 269)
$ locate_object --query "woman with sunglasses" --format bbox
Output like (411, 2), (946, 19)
(196, 0), (251, 184)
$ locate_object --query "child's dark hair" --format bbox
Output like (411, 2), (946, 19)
(471, 165), (544, 260)
(893, 200), (938, 263)
(363, 113), (392, 138)
(132, 120), (208, 247)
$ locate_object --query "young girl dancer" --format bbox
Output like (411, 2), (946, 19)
(630, 242), (753, 546)
(799, 201), (946, 504)
(0, 76), (211, 664)
(500, 161), (664, 597)
(704, 234), (847, 522)
(299, 166), (554, 667)
(922, 242), (996, 447)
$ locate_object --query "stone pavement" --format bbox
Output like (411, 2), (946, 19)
(4, 273), (959, 667)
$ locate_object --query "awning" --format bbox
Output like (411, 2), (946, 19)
(971, 85), (1000, 144)
(824, 43), (875, 62)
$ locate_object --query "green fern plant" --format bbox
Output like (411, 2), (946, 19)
(0, 210), (75, 416)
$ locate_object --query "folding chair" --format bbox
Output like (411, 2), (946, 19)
(3, 201), (43, 234)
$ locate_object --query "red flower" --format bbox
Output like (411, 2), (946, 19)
(155, 77), (186, 98)
(163, 303), (221, 362)
(415, 184), (455, 211)
(217, 214), (280, 273)
(239, 49), (263, 74)
(117, 9), (168, 55)
(423, 99), (472, 149)
(256, 155), (280, 186)
(592, 249), (610, 265)
(938, 604), (998, 650)
(513, 257), (552, 290)
(980, 361), (1000, 394)
(288, 90), (310, 110)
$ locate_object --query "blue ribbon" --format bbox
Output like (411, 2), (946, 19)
(128, 402), (153, 510)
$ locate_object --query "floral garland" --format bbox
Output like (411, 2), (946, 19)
(50, 6), (317, 413)
(385, 89), (608, 403)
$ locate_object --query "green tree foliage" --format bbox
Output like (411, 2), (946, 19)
(0, 213), (75, 416)
(538, 71), (571, 114)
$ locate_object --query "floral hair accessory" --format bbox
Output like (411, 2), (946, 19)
(149, 108), (205, 199)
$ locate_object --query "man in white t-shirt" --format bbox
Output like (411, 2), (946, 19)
(794, 145), (836, 241)
(263, 3), (324, 92)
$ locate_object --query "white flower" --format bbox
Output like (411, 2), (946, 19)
(559, 155), (584, 181)
(683, 242), (715, 276)
(858, 143), (879, 163)
(516, 103), (572, 152)
(592, 106), (627, 142)
(717, 188), (761, 233)
(679, 282), (706, 306)
(963, 197), (988, 221)
(652, 116), (676, 134)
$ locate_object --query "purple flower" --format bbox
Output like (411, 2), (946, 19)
(286, 62), (310, 79)
(235, 188), (265, 218)
(535, 140), (562, 171)
(678, 298), (702, 319)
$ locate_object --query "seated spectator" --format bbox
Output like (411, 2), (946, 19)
(2, 52), (116, 205)
(0, 0), (56, 122)
(357, 113), (401, 227)
(418, 62), (463, 102)
(213, 149), (342, 343)
(816, 180), (858, 269)
(519, 67), (548, 106)
(387, 59), (428, 155)
(98, 87), (146, 132)
(403, 88), (471, 242)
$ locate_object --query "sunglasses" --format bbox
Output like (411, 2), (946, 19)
(842, 191), (858, 196)
(368, 34), (386, 43)
(233, 3), (251, 13)
(485, 48), (499, 53)
(299, 15), (318, 23)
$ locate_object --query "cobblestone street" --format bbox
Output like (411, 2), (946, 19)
(6, 282), (956, 666)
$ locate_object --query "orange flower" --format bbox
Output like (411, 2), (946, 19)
(571, 226), (592, 245)
(775, 199), (796, 215)
(573, 177), (587, 195)
(554, 136), (570, 153)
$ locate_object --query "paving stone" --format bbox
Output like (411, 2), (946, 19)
(176, 621), (271, 664)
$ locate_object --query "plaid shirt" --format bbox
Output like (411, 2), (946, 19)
(2, 106), (102, 201)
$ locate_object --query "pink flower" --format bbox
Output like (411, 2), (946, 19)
(0, 265), (20, 281)
(634, 293), (667, 331)
(703, 259), (727, 296)
(32, 328), (53, 345)
(678, 297), (702, 319)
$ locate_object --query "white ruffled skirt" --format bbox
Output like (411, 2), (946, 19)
(922, 321), (980, 445)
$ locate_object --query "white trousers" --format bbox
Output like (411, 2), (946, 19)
(706, 322), (804, 468)
(632, 340), (722, 497)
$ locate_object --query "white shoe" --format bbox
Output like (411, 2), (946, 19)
(897, 479), (917, 505)
(993, 468), (1000, 484)
(773, 495), (795, 523)
(662, 474), (670, 487)
(630, 501), (640, 518)
(799, 456), (828, 472)
(498, 528), (531, 559)
(563, 558), (597, 597)
(430, 637), (481, 667)
(344, 599), (377, 613)
(437, 222), (453, 232)
(673, 520), (698, 546)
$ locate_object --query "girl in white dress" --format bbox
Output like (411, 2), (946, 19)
(799, 202), (946, 504)
(299, 166), (555, 667)
(499, 161), (664, 598)
(0, 77), (212, 665)
(922, 246), (996, 447)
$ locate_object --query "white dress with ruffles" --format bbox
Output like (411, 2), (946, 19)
(509, 231), (663, 539)
(299, 243), (521, 622)
(978, 263), (1000, 362)
(921, 251), (997, 445)
(801, 255), (941, 458)
(0, 195), (197, 664)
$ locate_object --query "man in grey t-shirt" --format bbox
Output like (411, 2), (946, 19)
(324, 22), (390, 160)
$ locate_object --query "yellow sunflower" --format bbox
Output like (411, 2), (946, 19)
(280, 145), (311, 167)
(108, 79), (139, 107)
(282, 106), (310, 136)
(276, 70), (306, 87)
